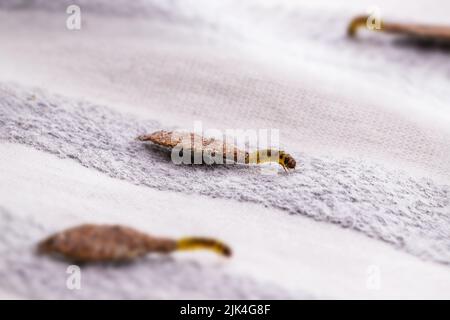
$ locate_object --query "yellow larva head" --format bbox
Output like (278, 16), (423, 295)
(279, 151), (296, 170)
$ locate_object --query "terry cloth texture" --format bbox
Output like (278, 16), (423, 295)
(1, 82), (449, 265)
(1, 0), (450, 299)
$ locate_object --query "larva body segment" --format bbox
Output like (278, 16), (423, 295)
(138, 130), (296, 172)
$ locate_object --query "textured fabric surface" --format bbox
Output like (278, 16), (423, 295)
(1, 0), (450, 299)
(0, 207), (295, 299)
(1, 1), (449, 181)
(1, 82), (449, 265)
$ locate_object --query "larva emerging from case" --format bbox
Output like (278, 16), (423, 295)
(38, 224), (232, 263)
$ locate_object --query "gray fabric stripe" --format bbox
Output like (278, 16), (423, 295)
(1, 82), (449, 266)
